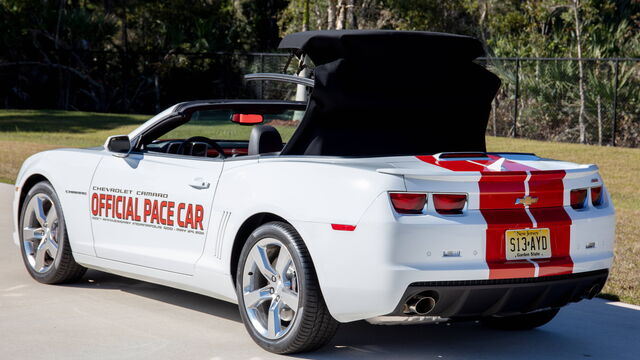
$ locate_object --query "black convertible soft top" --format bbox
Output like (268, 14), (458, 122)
(278, 30), (501, 157)
(278, 30), (484, 65)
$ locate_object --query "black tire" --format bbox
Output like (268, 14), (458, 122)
(19, 181), (86, 284)
(482, 308), (560, 330)
(236, 221), (339, 354)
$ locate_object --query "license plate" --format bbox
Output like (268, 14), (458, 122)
(505, 228), (551, 260)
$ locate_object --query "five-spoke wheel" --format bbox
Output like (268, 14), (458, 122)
(242, 238), (300, 339)
(19, 181), (86, 284)
(22, 193), (60, 273)
(236, 222), (338, 354)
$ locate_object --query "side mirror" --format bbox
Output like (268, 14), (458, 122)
(106, 135), (132, 157)
(231, 113), (264, 125)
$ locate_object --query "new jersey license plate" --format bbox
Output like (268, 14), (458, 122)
(505, 228), (551, 260)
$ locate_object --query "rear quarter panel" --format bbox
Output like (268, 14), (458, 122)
(207, 157), (406, 298)
(213, 157), (406, 225)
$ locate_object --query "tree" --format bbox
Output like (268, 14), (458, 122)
(573, 0), (587, 144)
(336, 0), (346, 29)
(327, 0), (336, 29)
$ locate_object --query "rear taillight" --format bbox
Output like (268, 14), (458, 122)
(433, 194), (467, 215)
(390, 193), (427, 214)
(591, 186), (603, 206)
(570, 189), (588, 209)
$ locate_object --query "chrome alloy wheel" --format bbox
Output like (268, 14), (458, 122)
(22, 194), (59, 273)
(242, 238), (300, 340)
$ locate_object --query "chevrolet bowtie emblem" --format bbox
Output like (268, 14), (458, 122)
(516, 195), (538, 206)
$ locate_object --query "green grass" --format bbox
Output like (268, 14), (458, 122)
(1, 109), (639, 304)
(162, 122), (298, 142)
(486, 137), (640, 305)
(0, 109), (150, 148)
(0, 109), (296, 183)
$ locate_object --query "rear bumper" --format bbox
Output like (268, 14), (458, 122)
(390, 269), (609, 318)
(293, 191), (615, 323)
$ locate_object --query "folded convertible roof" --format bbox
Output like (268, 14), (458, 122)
(278, 30), (485, 65)
(277, 30), (501, 157)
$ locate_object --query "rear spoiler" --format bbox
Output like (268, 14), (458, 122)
(433, 152), (538, 161)
(376, 165), (600, 181)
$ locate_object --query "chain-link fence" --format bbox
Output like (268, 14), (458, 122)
(1, 50), (638, 147)
(481, 57), (639, 147)
(0, 50), (293, 114)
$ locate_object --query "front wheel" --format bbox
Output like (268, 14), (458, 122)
(19, 181), (86, 284)
(482, 308), (560, 330)
(236, 222), (338, 354)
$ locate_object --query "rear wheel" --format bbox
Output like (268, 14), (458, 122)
(482, 308), (560, 330)
(19, 181), (86, 284)
(236, 222), (338, 354)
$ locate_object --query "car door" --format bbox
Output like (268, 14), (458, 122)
(90, 151), (222, 275)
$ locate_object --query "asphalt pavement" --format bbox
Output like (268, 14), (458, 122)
(1, 182), (639, 360)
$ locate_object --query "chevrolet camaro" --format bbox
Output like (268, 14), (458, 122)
(13, 30), (615, 354)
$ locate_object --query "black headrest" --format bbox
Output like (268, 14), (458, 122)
(248, 125), (283, 155)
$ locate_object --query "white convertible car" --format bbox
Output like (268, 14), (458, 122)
(13, 31), (615, 354)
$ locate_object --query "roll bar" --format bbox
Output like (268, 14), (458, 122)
(244, 73), (314, 88)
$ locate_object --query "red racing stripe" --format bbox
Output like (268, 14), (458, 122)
(486, 155), (538, 172)
(415, 155), (574, 279)
(416, 155), (538, 173)
(416, 155), (487, 171)
(479, 173), (536, 279)
(477, 172), (530, 209)
(528, 171), (574, 276)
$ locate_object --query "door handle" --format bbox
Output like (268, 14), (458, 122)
(189, 177), (210, 190)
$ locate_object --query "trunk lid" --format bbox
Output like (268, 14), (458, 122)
(377, 152), (601, 211)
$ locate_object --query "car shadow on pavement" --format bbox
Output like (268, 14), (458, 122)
(305, 301), (640, 360)
(62, 269), (242, 322)
(310, 321), (577, 359)
(61, 270), (640, 360)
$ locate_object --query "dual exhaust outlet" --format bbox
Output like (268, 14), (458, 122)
(401, 282), (602, 317)
(403, 292), (437, 316)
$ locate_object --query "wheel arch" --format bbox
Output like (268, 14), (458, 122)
(17, 173), (50, 220)
(229, 212), (290, 287)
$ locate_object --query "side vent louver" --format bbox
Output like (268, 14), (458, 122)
(215, 211), (231, 259)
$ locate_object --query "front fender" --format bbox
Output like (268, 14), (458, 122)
(14, 148), (105, 256)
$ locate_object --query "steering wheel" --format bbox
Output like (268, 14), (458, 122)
(176, 136), (226, 159)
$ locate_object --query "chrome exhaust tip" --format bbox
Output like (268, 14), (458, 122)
(586, 284), (602, 299)
(404, 294), (437, 315)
